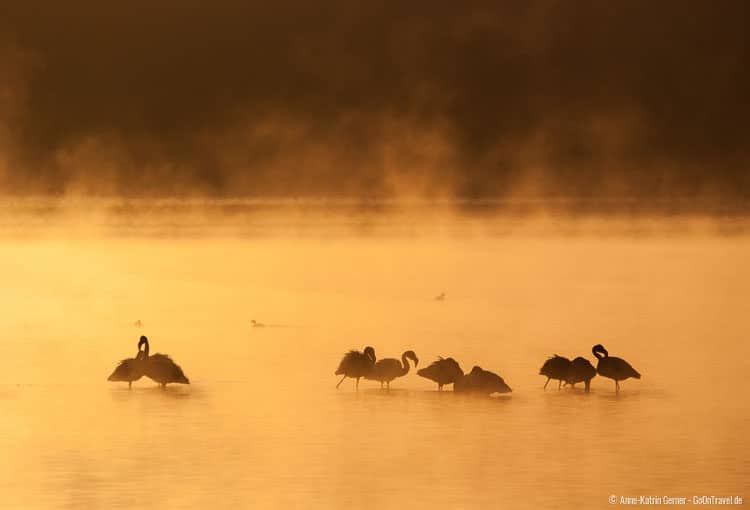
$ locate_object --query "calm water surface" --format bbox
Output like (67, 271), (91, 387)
(0, 213), (748, 508)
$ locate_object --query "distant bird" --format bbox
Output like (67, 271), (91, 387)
(366, 350), (419, 390)
(138, 336), (190, 388)
(434, 292), (446, 301)
(417, 357), (464, 391)
(539, 355), (572, 390)
(592, 344), (640, 393)
(107, 341), (146, 389)
(134, 320), (143, 328)
(454, 366), (512, 395)
(335, 346), (376, 390)
(565, 356), (597, 392)
(251, 320), (265, 328)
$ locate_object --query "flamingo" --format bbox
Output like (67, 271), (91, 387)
(107, 340), (146, 389)
(539, 355), (571, 390)
(335, 346), (376, 390)
(417, 357), (464, 391)
(138, 336), (190, 388)
(454, 366), (512, 395)
(592, 344), (640, 393)
(565, 356), (597, 392)
(366, 350), (419, 390)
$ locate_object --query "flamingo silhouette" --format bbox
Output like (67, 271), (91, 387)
(592, 344), (640, 393)
(138, 336), (190, 388)
(565, 356), (597, 392)
(335, 346), (376, 390)
(417, 357), (464, 391)
(454, 366), (512, 395)
(539, 355), (571, 390)
(367, 350), (418, 390)
(107, 340), (147, 389)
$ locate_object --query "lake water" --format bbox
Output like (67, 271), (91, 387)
(0, 203), (748, 508)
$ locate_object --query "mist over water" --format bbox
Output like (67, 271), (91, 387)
(3, 2), (748, 506)
(2, 2), (749, 200)
(1, 201), (748, 508)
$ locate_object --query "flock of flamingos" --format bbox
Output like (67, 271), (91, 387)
(333, 343), (640, 394)
(108, 335), (641, 395)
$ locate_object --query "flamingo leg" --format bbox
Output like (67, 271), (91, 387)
(543, 378), (550, 390)
(438, 383), (443, 392)
(386, 381), (390, 391)
(336, 375), (347, 389)
(128, 381), (132, 390)
(356, 377), (360, 390)
(584, 380), (590, 393)
(558, 379), (562, 391)
(616, 380), (620, 393)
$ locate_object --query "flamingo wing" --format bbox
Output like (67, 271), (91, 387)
(108, 357), (143, 382)
(144, 353), (190, 384)
(614, 357), (641, 379)
(539, 355), (571, 378)
(335, 350), (360, 375)
(416, 359), (442, 382)
(417, 357), (463, 385)
(371, 358), (402, 381)
(335, 350), (374, 378)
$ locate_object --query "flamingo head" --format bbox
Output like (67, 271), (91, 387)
(592, 344), (609, 359)
(404, 350), (419, 367)
(364, 346), (376, 363)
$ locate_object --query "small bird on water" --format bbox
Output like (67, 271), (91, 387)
(251, 320), (265, 328)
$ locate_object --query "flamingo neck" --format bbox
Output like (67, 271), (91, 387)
(365, 349), (376, 364)
(401, 354), (411, 375)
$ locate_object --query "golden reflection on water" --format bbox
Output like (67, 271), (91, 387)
(0, 214), (748, 508)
